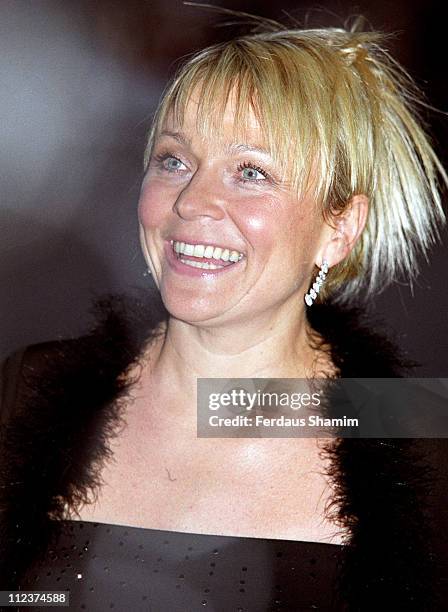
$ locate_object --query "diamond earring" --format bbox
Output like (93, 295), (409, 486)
(304, 260), (328, 307)
(143, 269), (152, 277)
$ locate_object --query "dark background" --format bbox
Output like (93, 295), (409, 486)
(1, 0), (447, 375)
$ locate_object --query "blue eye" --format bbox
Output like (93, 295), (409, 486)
(164, 156), (186, 172)
(242, 167), (263, 180)
(153, 152), (187, 174)
(238, 162), (268, 182)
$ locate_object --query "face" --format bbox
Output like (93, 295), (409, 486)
(138, 91), (327, 327)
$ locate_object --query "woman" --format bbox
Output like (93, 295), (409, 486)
(1, 18), (447, 611)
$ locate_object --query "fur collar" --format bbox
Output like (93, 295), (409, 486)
(0, 289), (435, 610)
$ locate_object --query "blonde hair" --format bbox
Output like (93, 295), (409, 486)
(144, 17), (447, 303)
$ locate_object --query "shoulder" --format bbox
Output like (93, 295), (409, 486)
(308, 300), (417, 377)
(0, 289), (168, 426)
(0, 340), (72, 426)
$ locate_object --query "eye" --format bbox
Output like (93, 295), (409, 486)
(153, 152), (188, 174)
(165, 156), (186, 171)
(238, 162), (269, 183)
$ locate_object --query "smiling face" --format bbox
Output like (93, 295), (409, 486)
(138, 92), (329, 327)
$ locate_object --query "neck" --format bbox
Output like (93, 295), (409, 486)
(148, 298), (324, 400)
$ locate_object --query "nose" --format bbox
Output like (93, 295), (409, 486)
(173, 169), (226, 221)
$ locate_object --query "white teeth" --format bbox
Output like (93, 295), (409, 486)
(180, 259), (223, 270)
(193, 244), (205, 257)
(171, 241), (244, 263)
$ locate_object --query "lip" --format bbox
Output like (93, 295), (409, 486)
(164, 241), (244, 278)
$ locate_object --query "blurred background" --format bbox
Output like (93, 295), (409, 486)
(1, 0), (447, 374)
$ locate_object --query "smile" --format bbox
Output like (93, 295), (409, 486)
(171, 240), (244, 263)
(166, 240), (245, 276)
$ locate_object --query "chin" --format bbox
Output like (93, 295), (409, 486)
(159, 286), (227, 325)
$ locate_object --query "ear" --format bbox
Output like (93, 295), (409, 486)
(317, 195), (369, 267)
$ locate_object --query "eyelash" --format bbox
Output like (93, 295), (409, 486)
(236, 161), (269, 183)
(153, 152), (186, 174)
(153, 151), (271, 183)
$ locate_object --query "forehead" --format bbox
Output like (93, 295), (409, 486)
(157, 86), (271, 154)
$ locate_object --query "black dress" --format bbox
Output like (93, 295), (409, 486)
(1, 290), (447, 611)
(18, 520), (343, 611)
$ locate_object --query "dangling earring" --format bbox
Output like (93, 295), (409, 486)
(304, 260), (328, 307)
(143, 269), (152, 277)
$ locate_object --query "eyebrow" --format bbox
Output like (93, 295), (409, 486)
(159, 130), (190, 146)
(158, 130), (272, 157)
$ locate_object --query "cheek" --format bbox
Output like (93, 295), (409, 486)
(233, 197), (310, 255)
(138, 180), (170, 230)
(232, 198), (282, 248)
